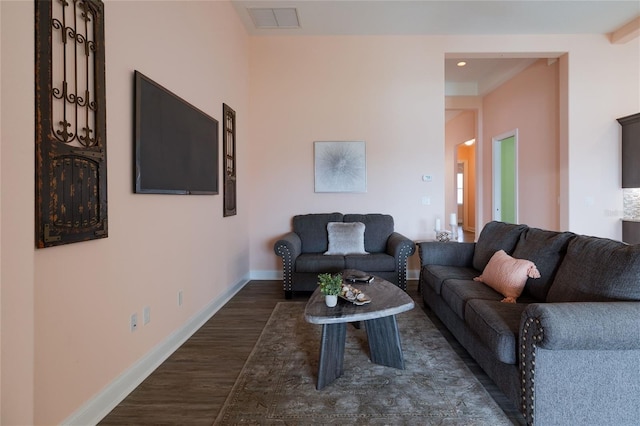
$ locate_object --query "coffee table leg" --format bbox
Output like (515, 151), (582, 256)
(364, 315), (405, 369)
(316, 322), (346, 390)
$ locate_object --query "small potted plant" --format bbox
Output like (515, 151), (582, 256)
(318, 273), (343, 307)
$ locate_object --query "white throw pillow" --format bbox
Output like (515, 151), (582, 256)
(324, 222), (369, 255)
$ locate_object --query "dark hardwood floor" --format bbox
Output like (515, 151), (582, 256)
(99, 280), (525, 425)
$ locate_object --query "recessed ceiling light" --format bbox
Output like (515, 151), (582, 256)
(457, 61), (467, 67)
(464, 138), (475, 146)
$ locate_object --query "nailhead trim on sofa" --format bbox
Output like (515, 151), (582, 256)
(275, 244), (293, 293)
(521, 317), (544, 426)
(397, 244), (412, 291)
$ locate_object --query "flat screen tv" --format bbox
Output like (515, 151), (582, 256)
(134, 70), (218, 194)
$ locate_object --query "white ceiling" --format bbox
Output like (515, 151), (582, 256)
(232, 1), (639, 37)
(231, 1), (639, 97)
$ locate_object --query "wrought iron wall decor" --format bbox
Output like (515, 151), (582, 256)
(35, 0), (108, 247)
(223, 103), (237, 217)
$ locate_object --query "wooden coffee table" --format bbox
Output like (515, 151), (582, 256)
(304, 275), (415, 390)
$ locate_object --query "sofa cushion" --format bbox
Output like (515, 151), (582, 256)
(345, 253), (395, 272)
(474, 250), (540, 303)
(512, 228), (574, 301)
(344, 214), (393, 253)
(465, 299), (529, 365)
(421, 265), (480, 295)
(473, 221), (528, 271)
(324, 222), (368, 255)
(295, 253), (345, 273)
(547, 235), (640, 302)
(293, 213), (344, 253)
(441, 279), (503, 320)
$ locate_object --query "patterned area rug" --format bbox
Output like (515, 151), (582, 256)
(214, 302), (512, 425)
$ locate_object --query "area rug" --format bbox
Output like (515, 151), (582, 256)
(214, 302), (512, 425)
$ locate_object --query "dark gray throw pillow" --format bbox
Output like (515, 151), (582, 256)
(293, 213), (343, 253)
(473, 221), (528, 271)
(512, 228), (575, 301)
(547, 235), (640, 302)
(344, 214), (393, 253)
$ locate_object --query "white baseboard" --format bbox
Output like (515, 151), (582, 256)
(62, 277), (249, 426)
(250, 270), (280, 280)
(250, 269), (421, 280)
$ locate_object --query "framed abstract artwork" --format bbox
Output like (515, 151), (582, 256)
(314, 141), (366, 193)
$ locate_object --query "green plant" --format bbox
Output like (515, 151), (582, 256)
(318, 273), (343, 296)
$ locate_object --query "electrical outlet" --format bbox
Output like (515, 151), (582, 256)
(178, 290), (183, 307)
(130, 313), (138, 332)
(143, 306), (150, 325)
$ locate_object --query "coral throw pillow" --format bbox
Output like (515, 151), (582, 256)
(474, 250), (540, 303)
(324, 222), (369, 255)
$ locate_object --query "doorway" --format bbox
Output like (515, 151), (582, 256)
(445, 53), (567, 231)
(456, 140), (476, 234)
(492, 131), (518, 223)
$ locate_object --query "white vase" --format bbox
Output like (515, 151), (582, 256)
(325, 294), (338, 307)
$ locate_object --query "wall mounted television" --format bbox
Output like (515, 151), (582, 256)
(134, 70), (218, 194)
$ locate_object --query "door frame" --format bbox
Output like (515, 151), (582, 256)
(457, 159), (471, 232)
(492, 129), (519, 223)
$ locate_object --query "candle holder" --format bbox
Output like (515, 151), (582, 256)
(435, 229), (451, 242)
(450, 224), (458, 241)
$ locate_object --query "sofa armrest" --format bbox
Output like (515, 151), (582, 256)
(417, 241), (475, 267)
(520, 302), (640, 425)
(386, 232), (416, 291)
(386, 232), (416, 258)
(274, 232), (302, 260)
(521, 302), (640, 351)
(274, 232), (302, 293)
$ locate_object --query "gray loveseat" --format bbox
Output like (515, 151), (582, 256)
(274, 213), (415, 298)
(418, 221), (640, 426)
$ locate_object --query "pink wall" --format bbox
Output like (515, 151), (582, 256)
(1, 3), (35, 424)
(248, 36), (447, 274)
(482, 59), (560, 230)
(2, 1), (249, 423)
(564, 36), (638, 236)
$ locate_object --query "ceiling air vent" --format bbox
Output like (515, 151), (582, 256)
(248, 8), (300, 29)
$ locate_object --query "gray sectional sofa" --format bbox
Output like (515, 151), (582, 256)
(418, 221), (640, 426)
(274, 213), (415, 298)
